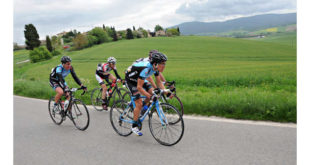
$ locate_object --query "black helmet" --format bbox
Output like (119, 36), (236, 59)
(150, 52), (167, 64)
(149, 49), (159, 56)
(61, 56), (71, 63)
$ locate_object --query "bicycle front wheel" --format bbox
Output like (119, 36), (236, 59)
(70, 99), (90, 131)
(149, 103), (184, 146)
(48, 96), (63, 125)
(110, 100), (133, 136)
(91, 88), (104, 111)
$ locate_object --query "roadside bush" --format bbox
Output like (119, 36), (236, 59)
(29, 46), (52, 63)
(51, 50), (61, 56)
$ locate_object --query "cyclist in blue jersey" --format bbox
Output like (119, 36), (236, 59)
(125, 52), (171, 136)
(49, 56), (87, 116)
(95, 57), (122, 110)
(134, 50), (168, 87)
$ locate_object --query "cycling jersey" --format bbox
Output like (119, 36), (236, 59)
(132, 57), (149, 65)
(49, 64), (82, 89)
(95, 63), (121, 80)
(125, 61), (159, 82)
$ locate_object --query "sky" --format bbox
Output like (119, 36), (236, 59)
(13, 0), (296, 44)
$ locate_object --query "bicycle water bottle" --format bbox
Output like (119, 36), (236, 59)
(141, 105), (148, 116)
(64, 100), (69, 110)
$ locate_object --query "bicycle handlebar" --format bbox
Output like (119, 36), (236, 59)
(66, 87), (86, 95)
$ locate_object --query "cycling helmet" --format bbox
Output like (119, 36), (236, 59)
(61, 56), (71, 63)
(150, 52), (167, 64)
(107, 57), (117, 64)
(149, 49), (159, 56)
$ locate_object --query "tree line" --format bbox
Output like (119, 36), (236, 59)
(22, 24), (180, 63)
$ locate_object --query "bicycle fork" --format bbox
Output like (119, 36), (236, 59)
(155, 102), (169, 127)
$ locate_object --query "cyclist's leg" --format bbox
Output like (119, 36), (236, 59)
(125, 79), (143, 135)
(55, 87), (63, 103)
(49, 80), (64, 104)
(96, 74), (108, 109)
(96, 74), (107, 99)
(143, 82), (153, 104)
(108, 74), (116, 82)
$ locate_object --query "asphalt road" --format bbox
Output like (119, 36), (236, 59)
(14, 96), (296, 165)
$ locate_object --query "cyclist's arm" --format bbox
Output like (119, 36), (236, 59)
(113, 69), (122, 80)
(138, 68), (153, 98)
(155, 71), (165, 90)
(70, 66), (82, 86)
(146, 76), (157, 88)
(137, 78), (152, 99)
(55, 67), (66, 89)
(159, 72), (166, 84)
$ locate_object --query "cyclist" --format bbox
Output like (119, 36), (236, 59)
(95, 57), (122, 110)
(125, 52), (170, 136)
(49, 56), (87, 117)
(134, 50), (168, 86)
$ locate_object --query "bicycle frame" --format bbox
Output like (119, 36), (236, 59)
(120, 96), (168, 126)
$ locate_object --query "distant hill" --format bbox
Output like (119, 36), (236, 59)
(171, 13), (296, 35)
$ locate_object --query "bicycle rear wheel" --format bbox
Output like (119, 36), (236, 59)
(149, 103), (184, 146)
(70, 99), (90, 131)
(48, 96), (63, 125)
(110, 100), (133, 136)
(91, 88), (104, 111)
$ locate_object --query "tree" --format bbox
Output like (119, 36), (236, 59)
(177, 27), (180, 34)
(155, 25), (163, 32)
(73, 34), (88, 50)
(88, 27), (109, 44)
(102, 24), (105, 29)
(126, 28), (134, 39)
(46, 35), (53, 52)
(112, 27), (118, 41)
(24, 24), (41, 50)
(51, 35), (61, 49)
(133, 26), (136, 31)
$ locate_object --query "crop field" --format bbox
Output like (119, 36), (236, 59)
(14, 36), (296, 122)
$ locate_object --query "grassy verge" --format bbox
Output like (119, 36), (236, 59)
(14, 36), (296, 122)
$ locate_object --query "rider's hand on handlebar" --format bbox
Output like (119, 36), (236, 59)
(81, 85), (87, 91)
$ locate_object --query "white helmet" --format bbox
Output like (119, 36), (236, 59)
(107, 57), (116, 64)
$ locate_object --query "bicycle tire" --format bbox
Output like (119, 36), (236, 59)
(110, 100), (133, 136)
(91, 88), (104, 111)
(160, 94), (184, 116)
(48, 96), (63, 125)
(70, 99), (90, 131)
(121, 91), (131, 103)
(149, 103), (184, 146)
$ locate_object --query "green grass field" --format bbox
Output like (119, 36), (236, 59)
(13, 36), (296, 122)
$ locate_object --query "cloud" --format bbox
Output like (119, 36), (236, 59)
(13, 0), (296, 44)
(176, 0), (296, 22)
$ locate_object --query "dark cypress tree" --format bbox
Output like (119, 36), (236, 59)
(133, 26), (136, 31)
(112, 27), (118, 41)
(126, 28), (134, 39)
(24, 24), (41, 50)
(102, 24), (106, 29)
(46, 35), (53, 52)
